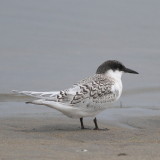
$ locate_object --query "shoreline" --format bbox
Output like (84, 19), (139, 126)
(1, 113), (160, 160)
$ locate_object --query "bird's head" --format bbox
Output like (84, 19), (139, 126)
(96, 60), (138, 78)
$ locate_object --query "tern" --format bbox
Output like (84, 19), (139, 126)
(14, 60), (138, 130)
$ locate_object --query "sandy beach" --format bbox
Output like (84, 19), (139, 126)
(1, 113), (160, 160)
(1, 0), (160, 159)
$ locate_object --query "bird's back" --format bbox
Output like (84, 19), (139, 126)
(54, 74), (120, 108)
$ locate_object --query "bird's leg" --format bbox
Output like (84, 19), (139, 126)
(93, 117), (99, 130)
(93, 117), (109, 131)
(80, 118), (91, 130)
(80, 118), (85, 129)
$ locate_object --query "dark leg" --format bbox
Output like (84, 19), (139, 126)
(80, 118), (85, 129)
(93, 117), (99, 130)
(93, 117), (109, 131)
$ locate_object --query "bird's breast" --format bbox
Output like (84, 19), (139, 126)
(112, 79), (122, 100)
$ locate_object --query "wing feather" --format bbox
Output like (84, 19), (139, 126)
(13, 74), (117, 106)
(56, 74), (116, 105)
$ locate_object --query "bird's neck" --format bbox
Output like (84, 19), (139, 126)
(105, 70), (123, 97)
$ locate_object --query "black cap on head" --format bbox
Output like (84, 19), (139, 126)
(96, 60), (139, 74)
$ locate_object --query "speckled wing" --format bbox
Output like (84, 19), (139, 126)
(55, 74), (117, 105)
(13, 74), (118, 106)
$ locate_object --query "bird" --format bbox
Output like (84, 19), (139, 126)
(13, 60), (138, 130)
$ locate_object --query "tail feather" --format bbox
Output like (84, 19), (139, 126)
(25, 99), (77, 115)
(12, 90), (59, 100)
(13, 91), (82, 118)
(25, 99), (46, 105)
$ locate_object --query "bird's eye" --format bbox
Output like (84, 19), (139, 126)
(118, 65), (123, 71)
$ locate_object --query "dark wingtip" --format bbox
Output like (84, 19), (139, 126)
(26, 101), (31, 104)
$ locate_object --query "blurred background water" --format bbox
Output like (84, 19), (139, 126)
(0, 0), (160, 119)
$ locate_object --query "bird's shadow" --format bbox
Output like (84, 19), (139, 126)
(16, 124), (92, 133)
(17, 124), (109, 133)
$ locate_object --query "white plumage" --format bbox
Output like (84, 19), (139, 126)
(13, 60), (138, 130)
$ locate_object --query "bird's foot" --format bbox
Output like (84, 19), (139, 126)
(93, 127), (109, 131)
(81, 127), (91, 130)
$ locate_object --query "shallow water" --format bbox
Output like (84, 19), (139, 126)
(0, 0), (160, 120)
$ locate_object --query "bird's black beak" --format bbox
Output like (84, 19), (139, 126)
(124, 67), (139, 74)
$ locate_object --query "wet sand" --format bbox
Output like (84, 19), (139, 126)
(1, 114), (160, 160)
